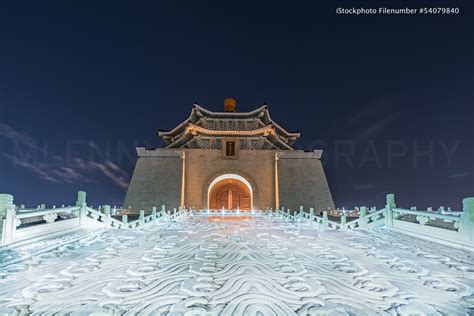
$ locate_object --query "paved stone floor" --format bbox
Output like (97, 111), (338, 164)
(0, 215), (473, 315)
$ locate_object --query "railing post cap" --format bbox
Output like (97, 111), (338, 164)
(0, 194), (14, 204)
(0, 194), (14, 218)
(386, 193), (396, 207)
(76, 191), (87, 205)
(463, 197), (474, 209)
(102, 205), (111, 215)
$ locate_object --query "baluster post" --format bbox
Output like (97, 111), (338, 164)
(322, 211), (328, 230)
(385, 194), (396, 227)
(0, 194), (15, 246)
(76, 191), (87, 226)
(122, 214), (128, 229)
(103, 205), (111, 228)
(152, 206), (157, 224)
(139, 210), (145, 226)
(309, 208), (314, 225)
(359, 206), (367, 228)
(460, 197), (474, 247)
(341, 213), (347, 230)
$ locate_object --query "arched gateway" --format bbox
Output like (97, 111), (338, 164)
(208, 174), (253, 210)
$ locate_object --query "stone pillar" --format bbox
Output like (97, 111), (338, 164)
(460, 197), (474, 247)
(0, 194), (13, 219)
(385, 194), (396, 227)
(359, 206), (367, 228)
(0, 194), (15, 246)
(103, 205), (111, 228)
(341, 214), (347, 229)
(309, 208), (314, 225)
(76, 191), (87, 226)
(299, 206), (304, 222)
(152, 206), (157, 224)
(139, 210), (145, 226)
(323, 211), (328, 230)
(122, 215), (128, 229)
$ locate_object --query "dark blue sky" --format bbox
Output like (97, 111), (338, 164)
(0, 1), (473, 210)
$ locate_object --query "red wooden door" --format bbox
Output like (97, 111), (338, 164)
(209, 179), (251, 210)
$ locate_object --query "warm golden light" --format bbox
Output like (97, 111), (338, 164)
(224, 97), (237, 112)
(207, 215), (253, 222)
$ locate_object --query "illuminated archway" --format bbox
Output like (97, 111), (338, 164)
(207, 174), (253, 210)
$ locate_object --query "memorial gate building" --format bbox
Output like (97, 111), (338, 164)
(124, 98), (334, 213)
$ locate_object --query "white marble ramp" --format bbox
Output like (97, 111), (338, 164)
(0, 215), (473, 315)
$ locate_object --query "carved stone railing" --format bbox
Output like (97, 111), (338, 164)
(1, 199), (83, 245)
(0, 191), (190, 246)
(15, 206), (81, 223)
(382, 194), (473, 249)
(83, 204), (190, 230)
(2, 191), (473, 249)
(272, 194), (473, 250)
(392, 208), (461, 229)
(345, 208), (386, 230)
(272, 206), (384, 231)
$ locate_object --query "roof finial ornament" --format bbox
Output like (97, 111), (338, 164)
(224, 97), (237, 112)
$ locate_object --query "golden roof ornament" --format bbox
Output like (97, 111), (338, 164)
(224, 97), (237, 112)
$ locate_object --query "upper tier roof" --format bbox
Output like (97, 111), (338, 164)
(158, 103), (301, 150)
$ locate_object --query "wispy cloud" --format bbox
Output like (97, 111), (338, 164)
(359, 112), (401, 138)
(70, 158), (129, 188)
(2, 153), (59, 183)
(349, 98), (402, 141)
(448, 172), (472, 179)
(0, 122), (129, 189)
(0, 123), (46, 154)
(349, 99), (387, 123)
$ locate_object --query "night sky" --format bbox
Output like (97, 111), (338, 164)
(0, 1), (472, 210)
